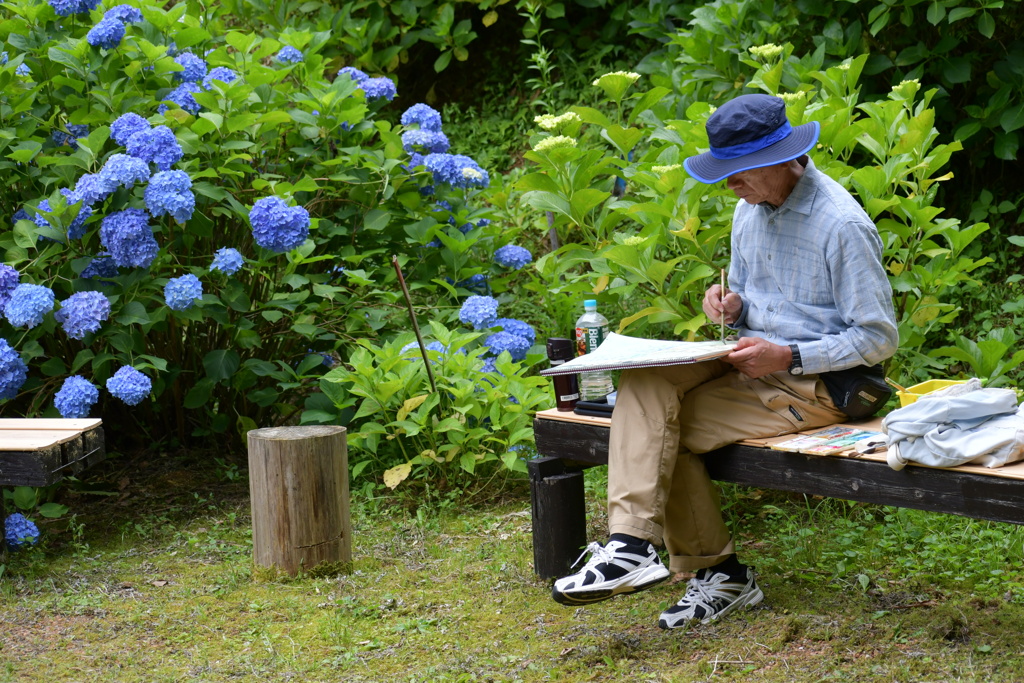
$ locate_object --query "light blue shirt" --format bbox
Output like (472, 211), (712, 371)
(730, 159), (898, 375)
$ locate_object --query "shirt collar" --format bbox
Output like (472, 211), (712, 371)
(774, 157), (818, 216)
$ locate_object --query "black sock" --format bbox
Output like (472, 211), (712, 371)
(710, 554), (746, 578)
(609, 533), (649, 549)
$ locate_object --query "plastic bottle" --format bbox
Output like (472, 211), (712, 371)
(546, 338), (580, 411)
(575, 299), (614, 401)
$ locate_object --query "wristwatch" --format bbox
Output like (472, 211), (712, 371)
(788, 344), (804, 375)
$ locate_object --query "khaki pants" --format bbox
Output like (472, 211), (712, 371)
(608, 361), (844, 573)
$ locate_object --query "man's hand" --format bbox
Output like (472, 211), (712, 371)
(723, 337), (792, 379)
(702, 284), (742, 325)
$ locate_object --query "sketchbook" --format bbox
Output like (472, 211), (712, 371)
(539, 333), (737, 376)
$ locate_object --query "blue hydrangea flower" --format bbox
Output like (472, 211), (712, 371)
(159, 81), (201, 115)
(5, 283), (54, 328)
(458, 295), (499, 330)
(70, 172), (116, 206)
(81, 254), (119, 279)
(164, 273), (202, 311)
(494, 317), (536, 345)
(54, 291), (110, 340)
(51, 124), (90, 149)
(173, 51), (206, 82)
(277, 46), (303, 63)
(43, 193), (93, 240)
(87, 16), (125, 49)
(481, 357), (498, 374)
(249, 196), (310, 253)
(210, 247), (244, 275)
(100, 208), (159, 268)
(453, 273), (490, 295)
(401, 103), (443, 132)
(15, 64), (30, 77)
(144, 170), (194, 222)
(423, 153), (490, 189)
(126, 125), (183, 170)
(0, 338), (27, 400)
(4, 513), (39, 549)
(104, 4), (143, 23)
(202, 66), (237, 90)
(0, 265), (19, 311)
(48, 0), (100, 16)
(402, 129), (450, 155)
(494, 244), (532, 269)
(358, 77), (396, 101)
(484, 331), (531, 362)
(0, 52), (6, 66)
(98, 153), (151, 190)
(111, 112), (150, 146)
(106, 365), (151, 405)
(338, 66), (368, 82)
(54, 375), (98, 418)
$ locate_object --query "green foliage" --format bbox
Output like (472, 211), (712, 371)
(2, 486), (67, 519)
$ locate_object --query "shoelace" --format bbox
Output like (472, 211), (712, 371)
(571, 541), (613, 569)
(681, 573), (717, 605)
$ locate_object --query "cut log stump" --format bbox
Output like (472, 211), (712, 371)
(247, 426), (351, 575)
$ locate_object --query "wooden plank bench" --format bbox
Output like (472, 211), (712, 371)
(0, 418), (106, 553)
(529, 408), (1024, 579)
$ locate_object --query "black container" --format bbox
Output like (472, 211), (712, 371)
(546, 337), (580, 412)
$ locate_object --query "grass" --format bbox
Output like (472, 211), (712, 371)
(4, 454), (1024, 681)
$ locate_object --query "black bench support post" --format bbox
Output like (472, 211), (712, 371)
(529, 457), (588, 580)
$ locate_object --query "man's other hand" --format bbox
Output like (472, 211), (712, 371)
(702, 284), (742, 324)
(723, 337), (792, 379)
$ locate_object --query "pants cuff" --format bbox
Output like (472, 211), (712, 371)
(667, 539), (735, 573)
(608, 515), (664, 547)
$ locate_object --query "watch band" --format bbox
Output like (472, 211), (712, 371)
(788, 344), (803, 375)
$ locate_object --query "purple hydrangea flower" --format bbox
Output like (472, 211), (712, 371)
(494, 317), (536, 344)
(358, 77), (396, 101)
(210, 247), (244, 275)
(202, 66), (237, 90)
(0, 338), (27, 400)
(111, 113), (150, 146)
(100, 208), (159, 268)
(51, 124), (90, 149)
(54, 291), (111, 340)
(5, 283), (55, 328)
(402, 130), (450, 155)
(98, 153), (151, 190)
(81, 254), (119, 279)
(11, 208), (29, 224)
(337, 66), (368, 82)
(4, 513), (39, 549)
(144, 170), (194, 222)
(106, 365), (151, 405)
(249, 197), (310, 253)
(401, 103), (443, 132)
(70, 172), (117, 206)
(0, 265), (19, 311)
(276, 46), (303, 64)
(104, 4), (142, 23)
(423, 153), (490, 189)
(87, 16), (125, 49)
(173, 51), (206, 82)
(48, 0), (100, 17)
(484, 330), (531, 362)
(494, 244), (532, 269)
(159, 81), (201, 115)
(54, 375), (98, 418)
(164, 273), (202, 311)
(126, 125), (183, 170)
(458, 295), (499, 330)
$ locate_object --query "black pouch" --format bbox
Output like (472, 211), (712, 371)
(818, 365), (892, 419)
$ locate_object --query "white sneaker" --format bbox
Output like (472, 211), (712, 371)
(552, 540), (670, 605)
(658, 565), (764, 629)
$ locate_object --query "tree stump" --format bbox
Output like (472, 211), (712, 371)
(247, 426), (351, 575)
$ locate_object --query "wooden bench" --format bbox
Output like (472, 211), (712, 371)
(1, 418), (106, 553)
(529, 408), (1024, 579)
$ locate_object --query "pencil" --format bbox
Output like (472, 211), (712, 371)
(720, 268), (726, 344)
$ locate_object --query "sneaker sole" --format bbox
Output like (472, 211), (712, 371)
(552, 565), (670, 606)
(657, 585), (765, 630)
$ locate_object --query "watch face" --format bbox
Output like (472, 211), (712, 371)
(790, 366), (804, 375)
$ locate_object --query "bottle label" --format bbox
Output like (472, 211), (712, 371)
(575, 324), (607, 356)
(559, 392), (580, 402)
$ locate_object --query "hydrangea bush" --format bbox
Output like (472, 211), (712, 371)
(0, 0), (535, 476)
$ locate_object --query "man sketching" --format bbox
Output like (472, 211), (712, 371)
(552, 93), (898, 629)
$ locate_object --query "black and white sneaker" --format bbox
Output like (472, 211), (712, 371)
(551, 540), (670, 605)
(658, 565), (764, 629)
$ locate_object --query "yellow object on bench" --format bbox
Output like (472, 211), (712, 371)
(896, 379), (969, 407)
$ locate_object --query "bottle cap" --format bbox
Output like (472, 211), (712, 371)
(546, 337), (574, 361)
(583, 299), (597, 309)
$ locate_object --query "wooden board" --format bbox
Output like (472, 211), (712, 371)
(0, 421), (106, 487)
(0, 418), (102, 431)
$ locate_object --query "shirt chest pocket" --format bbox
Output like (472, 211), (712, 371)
(768, 243), (832, 305)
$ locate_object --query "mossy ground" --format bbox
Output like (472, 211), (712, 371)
(3, 453), (1024, 682)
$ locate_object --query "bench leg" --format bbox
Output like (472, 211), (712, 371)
(529, 457), (588, 580)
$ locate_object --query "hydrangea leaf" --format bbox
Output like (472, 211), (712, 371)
(383, 463), (411, 489)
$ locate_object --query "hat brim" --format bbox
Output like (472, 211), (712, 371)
(683, 121), (820, 184)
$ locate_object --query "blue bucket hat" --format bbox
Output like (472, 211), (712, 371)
(683, 94), (820, 184)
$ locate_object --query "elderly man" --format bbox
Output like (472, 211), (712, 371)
(551, 94), (898, 630)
